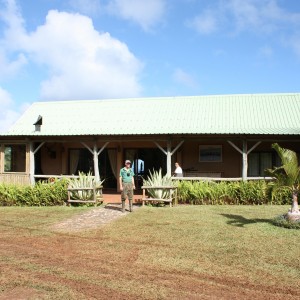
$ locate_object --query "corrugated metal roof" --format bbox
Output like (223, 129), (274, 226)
(2, 93), (300, 136)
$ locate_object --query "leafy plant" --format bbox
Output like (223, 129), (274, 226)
(272, 214), (300, 229)
(176, 180), (284, 205)
(68, 171), (104, 201)
(0, 179), (68, 206)
(266, 143), (300, 221)
(143, 169), (175, 199)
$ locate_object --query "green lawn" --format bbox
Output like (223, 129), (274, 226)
(0, 205), (299, 299)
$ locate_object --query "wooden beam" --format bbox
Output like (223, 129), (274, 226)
(33, 142), (45, 155)
(171, 140), (184, 156)
(81, 142), (93, 155)
(97, 142), (109, 155)
(154, 141), (167, 155)
(227, 140), (243, 155)
(247, 141), (261, 155)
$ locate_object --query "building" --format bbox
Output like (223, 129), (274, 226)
(0, 93), (300, 190)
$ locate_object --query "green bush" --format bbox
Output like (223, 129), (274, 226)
(177, 180), (291, 205)
(0, 179), (68, 206)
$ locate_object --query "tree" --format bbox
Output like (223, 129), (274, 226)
(266, 143), (300, 221)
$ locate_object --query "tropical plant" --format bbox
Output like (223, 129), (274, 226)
(266, 143), (300, 221)
(143, 169), (175, 199)
(68, 171), (104, 201)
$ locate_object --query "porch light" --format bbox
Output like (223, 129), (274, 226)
(34, 115), (42, 132)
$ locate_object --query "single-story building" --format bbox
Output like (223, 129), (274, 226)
(0, 93), (300, 191)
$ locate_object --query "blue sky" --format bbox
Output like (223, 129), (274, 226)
(0, 0), (300, 132)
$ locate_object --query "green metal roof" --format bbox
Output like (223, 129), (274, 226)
(2, 93), (300, 136)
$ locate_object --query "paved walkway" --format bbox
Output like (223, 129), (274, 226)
(51, 203), (140, 232)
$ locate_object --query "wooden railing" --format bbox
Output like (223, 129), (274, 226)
(172, 176), (273, 181)
(0, 174), (30, 185)
(141, 185), (178, 207)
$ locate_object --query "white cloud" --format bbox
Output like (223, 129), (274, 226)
(0, 0), (28, 78)
(22, 10), (142, 100)
(107, 0), (166, 31)
(0, 86), (20, 133)
(0, 1), (143, 101)
(172, 68), (197, 88)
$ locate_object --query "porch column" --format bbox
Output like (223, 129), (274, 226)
(29, 141), (45, 185)
(242, 140), (247, 181)
(81, 141), (109, 183)
(154, 139), (184, 177)
(93, 144), (100, 182)
(29, 142), (35, 185)
(227, 140), (261, 181)
(166, 140), (171, 176)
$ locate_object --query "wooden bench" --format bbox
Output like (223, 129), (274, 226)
(141, 186), (177, 207)
(67, 186), (103, 206)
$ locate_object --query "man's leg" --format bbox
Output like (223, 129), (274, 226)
(128, 184), (133, 212)
(121, 186), (126, 213)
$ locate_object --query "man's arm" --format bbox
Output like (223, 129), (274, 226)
(132, 176), (135, 189)
(119, 176), (123, 191)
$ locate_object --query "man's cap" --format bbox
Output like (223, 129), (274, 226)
(125, 160), (131, 164)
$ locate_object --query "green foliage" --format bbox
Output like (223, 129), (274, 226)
(143, 169), (175, 199)
(177, 180), (290, 205)
(68, 171), (104, 200)
(272, 214), (300, 229)
(266, 143), (300, 197)
(0, 179), (68, 206)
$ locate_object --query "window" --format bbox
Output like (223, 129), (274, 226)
(4, 144), (26, 172)
(248, 152), (281, 177)
(199, 145), (222, 162)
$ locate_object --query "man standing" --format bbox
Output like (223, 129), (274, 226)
(119, 160), (135, 212)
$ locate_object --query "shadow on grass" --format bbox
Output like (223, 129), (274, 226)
(220, 214), (273, 227)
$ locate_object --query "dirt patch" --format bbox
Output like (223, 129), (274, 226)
(0, 287), (44, 300)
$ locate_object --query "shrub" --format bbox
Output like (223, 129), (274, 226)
(0, 179), (68, 206)
(177, 180), (291, 205)
(272, 214), (300, 229)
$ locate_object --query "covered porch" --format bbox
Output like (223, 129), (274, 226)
(1, 134), (299, 188)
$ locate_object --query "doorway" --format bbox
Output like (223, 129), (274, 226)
(124, 148), (166, 189)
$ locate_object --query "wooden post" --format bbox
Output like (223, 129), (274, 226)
(166, 140), (172, 177)
(242, 140), (248, 181)
(29, 142), (35, 185)
(93, 144), (100, 183)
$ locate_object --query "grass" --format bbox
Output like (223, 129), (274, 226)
(0, 205), (299, 299)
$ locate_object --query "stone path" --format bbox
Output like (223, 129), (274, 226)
(51, 203), (140, 232)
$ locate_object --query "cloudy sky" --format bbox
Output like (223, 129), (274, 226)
(0, 0), (300, 132)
